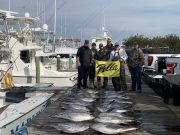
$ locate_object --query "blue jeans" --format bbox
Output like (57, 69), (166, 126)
(129, 66), (142, 90)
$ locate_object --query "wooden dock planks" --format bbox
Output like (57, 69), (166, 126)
(27, 76), (180, 135)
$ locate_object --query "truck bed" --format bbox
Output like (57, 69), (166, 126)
(163, 75), (180, 86)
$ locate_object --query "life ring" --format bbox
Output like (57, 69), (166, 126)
(3, 73), (13, 89)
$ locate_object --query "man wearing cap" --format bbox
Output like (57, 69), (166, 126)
(76, 40), (92, 89)
(109, 42), (128, 91)
(127, 42), (144, 93)
(103, 38), (114, 89)
(89, 42), (98, 89)
(94, 43), (107, 89)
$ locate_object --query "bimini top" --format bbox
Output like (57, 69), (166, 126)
(0, 9), (18, 18)
(55, 47), (78, 54)
(0, 16), (40, 25)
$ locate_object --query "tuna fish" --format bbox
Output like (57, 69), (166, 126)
(98, 112), (133, 119)
(52, 112), (94, 122)
(51, 122), (89, 133)
(61, 100), (92, 107)
(59, 104), (90, 112)
(94, 115), (134, 124)
(91, 123), (137, 134)
(80, 97), (96, 102)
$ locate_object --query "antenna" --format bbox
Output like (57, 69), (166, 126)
(60, 14), (63, 38)
(64, 15), (66, 38)
(43, 3), (45, 24)
(102, 5), (106, 28)
(80, 30), (83, 41)
(9, 0), (11, 11)
(53, 0), (57, 43)
(37, 0), (39, 17)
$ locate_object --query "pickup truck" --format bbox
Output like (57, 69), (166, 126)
(143, 54), (174, 80)
(143, 54), (174, 72)
(142, 51), (180, 105)
(142, 53), (180, 83)
(165, 55), (180, 75)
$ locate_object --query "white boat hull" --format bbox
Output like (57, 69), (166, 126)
(13, 73), (77, 87)
(0, 93), (53, 135)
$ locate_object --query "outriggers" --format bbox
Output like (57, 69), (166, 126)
(0, 10), (77, 89)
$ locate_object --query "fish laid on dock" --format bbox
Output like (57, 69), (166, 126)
(94, 115), (134, 124)
(52, 112), (94, 121)
(91, 123), (137, 134)
(60, 104), (91, 112)
(50, 122), (90, 133)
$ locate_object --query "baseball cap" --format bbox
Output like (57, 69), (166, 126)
(114, 42), (119, 46)
(92, 42), (96, 46)
(84, 40), (89, 44)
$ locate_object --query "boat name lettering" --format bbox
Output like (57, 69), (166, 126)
(10, 110), (41, 135)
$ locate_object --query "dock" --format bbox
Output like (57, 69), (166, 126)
(27, 74), (180, 135)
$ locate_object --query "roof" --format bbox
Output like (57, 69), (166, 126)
(19, 46), (41, 51)
(0, 16), (40, 25)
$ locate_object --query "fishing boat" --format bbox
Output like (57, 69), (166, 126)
(0, 10), (77, 89)
(92, 26), (112, 48)
(0, 8), (76, 135)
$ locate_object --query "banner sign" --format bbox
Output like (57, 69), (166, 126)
(95, 61), (120, 77)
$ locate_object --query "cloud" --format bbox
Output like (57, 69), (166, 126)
(1, 0), (180, 42)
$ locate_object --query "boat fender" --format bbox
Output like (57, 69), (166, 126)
(3, 73), (13, 89)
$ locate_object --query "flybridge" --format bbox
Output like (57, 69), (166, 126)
(0, 9), (18, 17)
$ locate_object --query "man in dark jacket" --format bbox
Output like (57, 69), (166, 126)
(94, 43), (107, 89)
(102, 38), (114, 89)
(89, 42), (98, 88)
(76, 40), (92, 89)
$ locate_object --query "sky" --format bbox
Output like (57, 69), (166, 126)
(1, 0), (180, 43)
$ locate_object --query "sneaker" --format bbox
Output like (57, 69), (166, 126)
(83, 86), (89, 89)
(115, 88), (121, 91)
(102, 85), (105, 88)
(122, 88), (127, 92)
(129, 89), (136, 92)
(137, 90), (142, 93)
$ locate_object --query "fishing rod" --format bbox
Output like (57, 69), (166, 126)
(0, 55), (19, 82)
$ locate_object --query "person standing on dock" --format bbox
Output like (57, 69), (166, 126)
(76, 40), (92, 89)
(89, 42), (98, 89)
(127, 42), (144, 93)
(109, 43), (128, 91)
(103, 38), (114, 89)
(94, 43), (107, 89)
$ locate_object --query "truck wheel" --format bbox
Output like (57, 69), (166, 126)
(163, 98), (169, 104)
(172, 86), (180, 106)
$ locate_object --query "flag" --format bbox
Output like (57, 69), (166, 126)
(95, 61), (120, 77)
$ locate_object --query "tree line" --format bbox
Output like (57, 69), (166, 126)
(122, 34), (180, 53)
